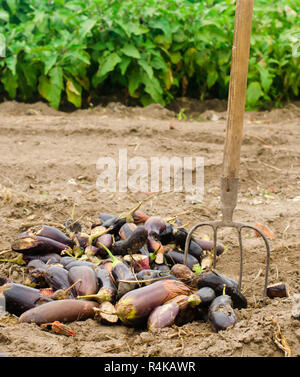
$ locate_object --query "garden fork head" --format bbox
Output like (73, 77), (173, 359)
(184, 177), (271, 305)
(184, 0), (271, 304)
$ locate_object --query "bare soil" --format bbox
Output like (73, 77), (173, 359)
(0, 99), (299, 357)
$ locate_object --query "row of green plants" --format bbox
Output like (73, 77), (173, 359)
(0, 0), (299, 110)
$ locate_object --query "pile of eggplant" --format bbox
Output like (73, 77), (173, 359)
(0, 203), (247, 333)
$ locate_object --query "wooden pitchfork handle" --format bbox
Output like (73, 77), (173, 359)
(221, 0), (254, 223)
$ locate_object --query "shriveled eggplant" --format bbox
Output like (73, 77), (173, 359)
(102, 203), (142, 235)
(132, 210), (149, 225)
(111, 226), (148, 256)
(94, 233), (113, 257)
(147, 301), (179, 330)
(196, 270), (247, 309)
(116, 279), (191, 326)
(68, 265), (98, 297)
(0, 283), (53, 316)
(94, 302), (118, 325)
(19, 299), (99, 324)
(63, 259), (97, 271)
(25, 225), (74, 248)
(22, 253), (62, 265)
(208, 294), (237, 332)
(11, 236), (67, 256)
(170, 264), (197, 286)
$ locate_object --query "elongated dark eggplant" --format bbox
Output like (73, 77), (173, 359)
(116, 280), (191, 326)
(172, 228), (203, 260)
(144, 216), (166, 238)
(19, 299), (99, 324)
(68, 266), (98, 296)
(44, 266), (74, 295)
(135, 269), (176, 285)
(60, 256), (77, 267)
(111, 226), (148, 256)
(11, 236), (67, 255)
(22, 253), (62, 265)
(119, 223), (137, 240)
(167, 294), (201, 326)
(78, 269), (117, 304)
(25, 266), (49, 288)
(0, 283), (53, 316)
(25, 225), (74, 248)
(164, 248), (200, 271)
(94, 302), (118, 325)
(208, 295), (237, 332)
(196, 270), (247, 309)
(195, 238), (225, 256)
(194, 287), (216, 307)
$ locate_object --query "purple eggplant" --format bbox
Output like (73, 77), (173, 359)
(25, 225), (74, 247)
(111, 226), (148, 256)
(208, 295), (237, 332)
(22, 253), (62, 265)
(68, 266), (99, 297)
(11, 236), (67, 255)
(94, 233), (113, 257)
(172, 228), (203, 260)
(78, 269), (117, 304)
(44, 265), (74, 296)
(195, 238), (225, 256)
(194, 287), (216, 307)
(144, 216), (166, 238)
(0, 283), (53, 316)
(164, 248), (200, 271)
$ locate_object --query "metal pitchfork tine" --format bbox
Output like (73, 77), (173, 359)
(184, 0), (270, 305)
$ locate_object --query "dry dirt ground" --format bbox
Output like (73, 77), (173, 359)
(0, 99), (299, 357)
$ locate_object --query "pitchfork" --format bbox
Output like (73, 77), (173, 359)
(184, 0), (270, 304)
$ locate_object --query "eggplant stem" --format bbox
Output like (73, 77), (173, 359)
(0, 254), (26, 266)
(88, 226), (113, 246)
(118, 202), (142, 223)
(222, 284), (226, 296)
(96, 241), (120, 267)
(65, 279), (82, 293)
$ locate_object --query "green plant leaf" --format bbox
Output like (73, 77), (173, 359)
(38, 75), (62, 110)
(246, 81), (263, 106)
(207, 70), (218, 88)
(1, 68), (18, 98)
(98, 52), (122, 78)
(121, 44), (141, 59)
(66, 78), (82, 108)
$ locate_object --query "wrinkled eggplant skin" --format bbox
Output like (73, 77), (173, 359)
(158, 223), (176, 245)
(1, 283), (53, 317)
(12, 236), (67, 256)
(144, 216), (166, 238)
(152, 263), (171, 273)
(208, 295), (237, 332)
(111, 226), (148, 256)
